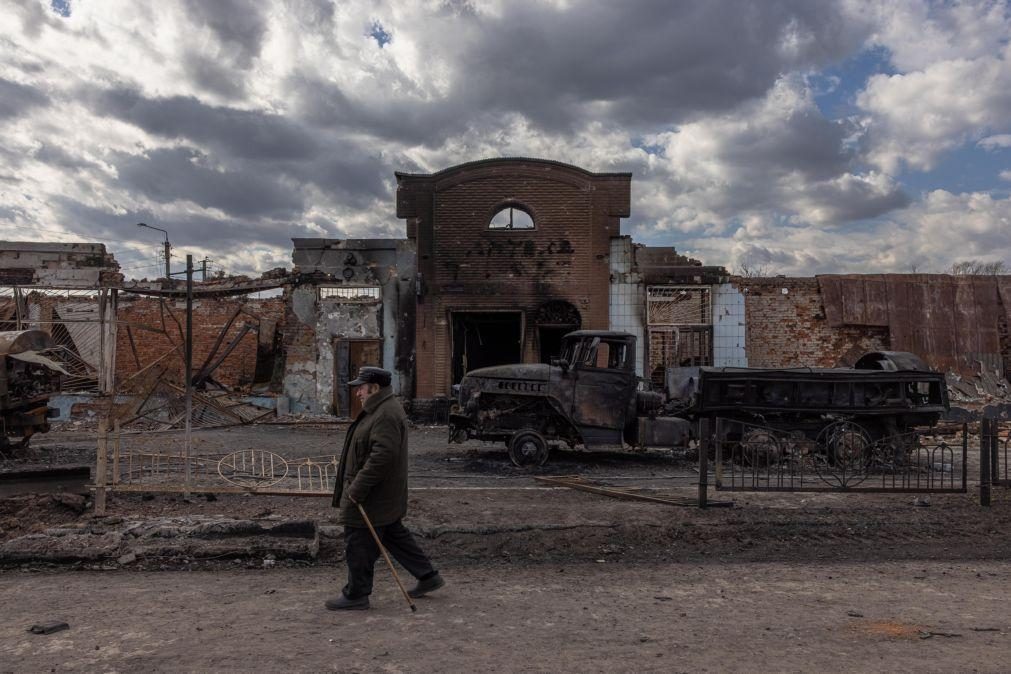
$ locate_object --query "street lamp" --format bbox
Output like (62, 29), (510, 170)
(136, 222), (171, 279)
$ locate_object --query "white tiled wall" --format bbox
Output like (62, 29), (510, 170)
(712, 283), (747, 367)
(609, 238), (645, 376)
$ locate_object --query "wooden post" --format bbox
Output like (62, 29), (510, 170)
(112, 419), (121, 485)
(95, 418), (108, 515)
(698, 417), (709, 508)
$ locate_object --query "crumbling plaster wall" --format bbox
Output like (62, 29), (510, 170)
(0, 242), (121, 287)
(283, 239), (416, 414)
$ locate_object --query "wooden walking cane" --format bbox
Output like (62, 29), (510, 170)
(357, 502), (417, 613)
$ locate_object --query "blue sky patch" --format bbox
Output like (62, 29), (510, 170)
(369, 20), (392, 48)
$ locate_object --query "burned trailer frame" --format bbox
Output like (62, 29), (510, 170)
(692, 355), (949, 441)
(0, 330), (64, 449)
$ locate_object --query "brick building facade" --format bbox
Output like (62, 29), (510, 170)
(396, 158), (631, 399)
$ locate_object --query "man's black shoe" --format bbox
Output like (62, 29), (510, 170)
(325, 594), (370, 610)
(408, 573), (445, 598)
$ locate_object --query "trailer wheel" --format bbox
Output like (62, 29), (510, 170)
(509, 430), (550, 468)
(819, 421), (872, 469)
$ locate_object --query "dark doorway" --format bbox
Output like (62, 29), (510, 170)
(451, 312), (522, 384)
(538, 326), (570, 363)
(333, 339), (382, 418)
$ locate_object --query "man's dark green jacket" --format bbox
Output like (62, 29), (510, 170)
(331, 386), (409, 527)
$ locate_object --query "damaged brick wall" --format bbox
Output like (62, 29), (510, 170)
(736, 277), (890, 368)
(397, 158), (631, 398)
(115, 295), (285, 391)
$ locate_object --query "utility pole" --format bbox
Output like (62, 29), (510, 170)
(201, 257), (209, 281)
(137, 222), (171, 279)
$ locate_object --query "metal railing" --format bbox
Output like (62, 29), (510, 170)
(706, 418), (967, 494)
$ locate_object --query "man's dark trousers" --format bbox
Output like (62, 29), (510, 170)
(343, 520), (437, 600)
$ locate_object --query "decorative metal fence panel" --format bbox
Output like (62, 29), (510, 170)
(96, 424), (340, 497)
(712, 417), (967, 493)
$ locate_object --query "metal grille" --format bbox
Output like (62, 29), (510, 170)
(647, 326), (712, 385)
(646, 286), (713, 385)
(710, 418), (967, 493)
(319, 286), (381, 301)
(646, 286), (711, 325)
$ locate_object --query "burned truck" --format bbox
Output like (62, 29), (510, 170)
(448, 330), (949, 467)
(0, 330), (65, 449)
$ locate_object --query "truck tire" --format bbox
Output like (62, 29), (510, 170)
(509, 430), (549, 468)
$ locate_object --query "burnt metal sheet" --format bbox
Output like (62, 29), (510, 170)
(819, 274), (1005, 374)
(819, 275), (889, 327)
(0, 330), (55, 356)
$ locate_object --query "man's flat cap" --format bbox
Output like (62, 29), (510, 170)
(349, 366), (392, 387)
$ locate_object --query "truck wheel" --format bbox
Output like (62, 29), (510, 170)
(509, 430), (549, 468)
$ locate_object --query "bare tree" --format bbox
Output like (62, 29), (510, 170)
(948, 259), (1008, 275)
(735, 256), (772, 278)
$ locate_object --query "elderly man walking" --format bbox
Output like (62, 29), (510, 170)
(326, 366), (445, 610)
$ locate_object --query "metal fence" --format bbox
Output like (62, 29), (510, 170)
(979, 404), (1011, 505)
(706, 417), (967, 494)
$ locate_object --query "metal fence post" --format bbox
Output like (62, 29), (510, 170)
(980, 418), (992, 507)
(698, 418), (709, 508)
(961, 422), (968, 494)
(184, 255), (193, 498)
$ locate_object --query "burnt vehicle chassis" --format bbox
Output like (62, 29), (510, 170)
(449, 330), (949, 468)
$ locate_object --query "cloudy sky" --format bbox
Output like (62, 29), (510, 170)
(1, 0), (1010, 278)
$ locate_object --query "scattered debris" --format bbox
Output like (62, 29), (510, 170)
(918, 630), (962, 639)
(532, 475), (732, 508)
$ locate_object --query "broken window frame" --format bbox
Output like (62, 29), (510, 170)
(318, 285), (382, 302)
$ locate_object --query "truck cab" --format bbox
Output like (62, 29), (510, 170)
(552, 331), (639, 446)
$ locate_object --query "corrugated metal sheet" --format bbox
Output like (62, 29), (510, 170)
(818, 274), (1006, 374)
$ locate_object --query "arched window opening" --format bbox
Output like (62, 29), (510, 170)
(489, 206), (534, 230)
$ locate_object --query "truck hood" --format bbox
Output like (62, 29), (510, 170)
(464, 363), (552, 382)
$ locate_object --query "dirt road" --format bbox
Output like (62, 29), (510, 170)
(4, 424), (1011, 671)
(2, 560), (1009, 672)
